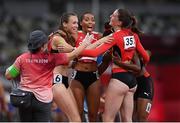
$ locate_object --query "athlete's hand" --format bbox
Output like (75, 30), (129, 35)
(146, 50), (152, 57)
(57, 44), (74, 53)
(51, 101), (58, 110)
(81, 33), (94, 46)
(112, 55), (122, 66)
(57, 44), (65, 52)
(123, 60), (131, 64)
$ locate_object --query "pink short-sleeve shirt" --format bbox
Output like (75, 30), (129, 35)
(13, 52), (68, 103)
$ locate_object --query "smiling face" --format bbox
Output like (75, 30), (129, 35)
(80, 13), (95, 33)
(109, 9), (121, 29)
(63, 15), (78, 35)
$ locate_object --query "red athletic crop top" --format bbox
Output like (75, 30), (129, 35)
(76, 31), (101, 62)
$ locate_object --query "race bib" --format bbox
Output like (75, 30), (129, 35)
(71, 70), (77, 79)
(123, 36), (135, 50)
(146, 102), (152, 113)
(53, 74), (63, 84)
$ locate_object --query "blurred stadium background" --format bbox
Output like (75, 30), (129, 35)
(0, 0), (180, 121)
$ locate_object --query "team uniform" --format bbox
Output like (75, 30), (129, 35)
(134, 61), (154, 100)
(81, 29), (149, 88)
(133, 59), (154, 121)
(72, 31), (101, 89)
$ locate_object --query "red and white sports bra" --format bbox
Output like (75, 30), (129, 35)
(76, 31), (101, 63)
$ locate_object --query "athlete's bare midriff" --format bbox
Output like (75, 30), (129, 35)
(74, 61), (98, 72)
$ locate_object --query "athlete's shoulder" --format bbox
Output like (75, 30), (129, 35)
(78, 30), (83, 33)
(114, 29), (123, 34)
(92, 31), (99, 34)
(92, 31), (102, 39)
(133, 32), (138, 37)
(78, 30), (83, 34)
(113, 30), (122, 37)
(92, 31), (102, 36)
(77, 31), (85, 37)
(49, 30), (66, 41)
(132, 32), (140, 40)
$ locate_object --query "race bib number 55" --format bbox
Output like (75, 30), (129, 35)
(123, 36), (135, 50)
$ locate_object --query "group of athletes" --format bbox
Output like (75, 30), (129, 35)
(5, 8), (154, 122)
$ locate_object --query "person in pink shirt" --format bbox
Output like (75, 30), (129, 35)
(5, 30), (92, 122)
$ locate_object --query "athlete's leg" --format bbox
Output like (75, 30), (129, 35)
(136, 98), (152, 121)
(86, 80), (101, 121)
(120, 86), (136, 122)
(133, 100), (138, 121)
(70, 79), (85, 120)
(103, 79), (129, 122)
(51, 102), (68, 122)
(68, 87), (79, 108)
(135, 76), (154, 121)
(52, 84), (81, 122)
(97, 84), (107, 122)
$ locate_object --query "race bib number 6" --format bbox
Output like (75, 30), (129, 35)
(123, 36), (135, 49)
(53, 74), (62, 84)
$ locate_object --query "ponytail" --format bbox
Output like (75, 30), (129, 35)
(130, 16), (143, 36)
(117, 9), (143, 36)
